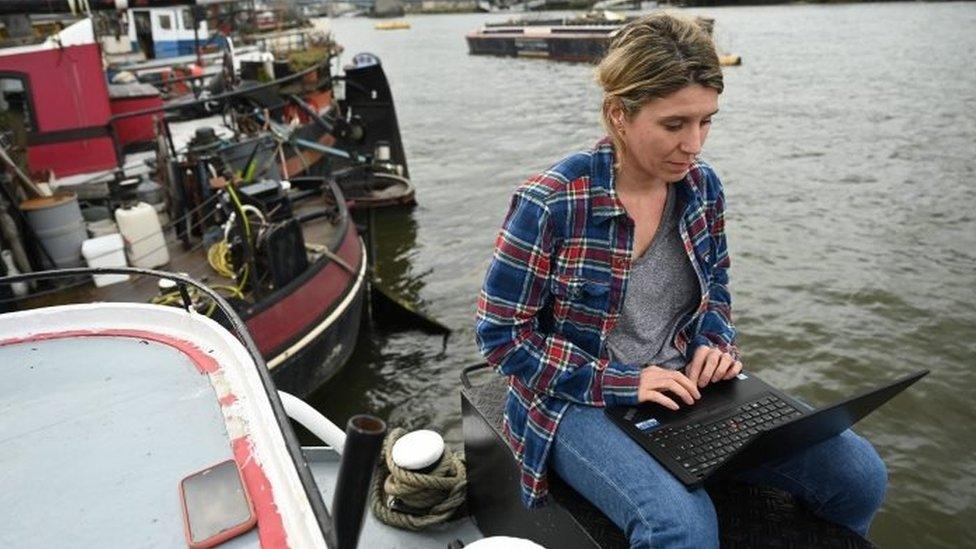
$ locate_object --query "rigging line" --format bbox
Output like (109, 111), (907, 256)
(160, 191), (222, 231)
(82, 200), (224, 264)
(0, 276), (91, 303)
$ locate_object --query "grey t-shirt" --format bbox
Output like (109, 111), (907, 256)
(606, 184), (701, 370)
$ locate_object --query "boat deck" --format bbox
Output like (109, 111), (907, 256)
(18, 186), (344, 314)
(0, 335), (259, 548)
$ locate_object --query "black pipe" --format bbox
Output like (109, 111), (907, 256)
(296, 209), (338, 224)
(332, 414), (386, 549)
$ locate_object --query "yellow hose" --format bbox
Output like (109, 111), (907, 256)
(207, 240), (236, 279)
(153, 184), (255, 316)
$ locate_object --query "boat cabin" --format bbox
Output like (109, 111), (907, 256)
(126, 7), (210, 60)
(0, 19), (161, 179)
(0, 19), (117, 178)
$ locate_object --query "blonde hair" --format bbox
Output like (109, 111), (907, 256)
(597, 13), (724, 154)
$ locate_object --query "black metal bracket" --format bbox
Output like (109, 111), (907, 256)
(461, 362), (492, 390)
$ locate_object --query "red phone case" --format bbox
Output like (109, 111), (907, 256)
(180, 459), (257, 549)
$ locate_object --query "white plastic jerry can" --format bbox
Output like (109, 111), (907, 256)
(115, 202), (169, 268)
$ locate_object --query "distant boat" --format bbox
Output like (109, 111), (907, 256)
(371, 0), (406, 18)
(374, 20), (411, 30)
(466, 11), (743, 66)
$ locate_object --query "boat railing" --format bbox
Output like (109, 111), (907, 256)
(110, 58), (333, 124)
(244, 26), (332, 56)
(104, 57), (335, 173)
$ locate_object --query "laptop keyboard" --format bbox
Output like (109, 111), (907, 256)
(647, 393), (803, 478)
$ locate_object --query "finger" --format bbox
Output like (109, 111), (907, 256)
(646, 391), (679, 411)
(724, 360), (743, 380)
(686, 346), (710, 386)
(699, 349), (721, 387)
(669, 369), (702, 400)
(711, 353), (734, 383)
(656, 378), (695, 406)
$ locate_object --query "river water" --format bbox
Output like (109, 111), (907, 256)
(310, 3), (976, 546)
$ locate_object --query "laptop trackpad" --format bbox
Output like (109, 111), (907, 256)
(639, 375), (767, 423)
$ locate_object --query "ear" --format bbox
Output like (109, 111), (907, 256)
(607, 101), (626, 128)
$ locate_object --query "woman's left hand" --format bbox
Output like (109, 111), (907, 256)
(686, 346), (742, 388)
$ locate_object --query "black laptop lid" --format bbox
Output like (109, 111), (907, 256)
(710, 369), (929, 482)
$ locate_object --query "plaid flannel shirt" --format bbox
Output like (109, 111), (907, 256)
(475, 138), (739, 508)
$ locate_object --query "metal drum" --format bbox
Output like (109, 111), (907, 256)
(20, 193), (87, 268)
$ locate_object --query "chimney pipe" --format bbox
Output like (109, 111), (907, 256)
(331, 414), (386, 549)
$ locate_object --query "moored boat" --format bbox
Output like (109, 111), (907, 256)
(0, 13), (410, 397)
(374, 20), (411, 31)
(0, 268), (483, 548)
(92, 2), (418, 211)
(466, 11), (742, 66)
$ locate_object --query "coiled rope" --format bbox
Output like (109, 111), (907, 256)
(370, 427), (467, 531)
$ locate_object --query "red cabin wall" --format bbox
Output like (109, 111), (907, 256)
(0, 43), (117, 177)
(110, 95), (163, 148)
(27, 138), (117, 177)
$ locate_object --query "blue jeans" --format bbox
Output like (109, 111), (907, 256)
(550, 404), (887, 549)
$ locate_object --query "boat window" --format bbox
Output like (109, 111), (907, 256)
(181, 9), (194, 31)
(0, 75), (34, 157)
(158, 13), (172, 31)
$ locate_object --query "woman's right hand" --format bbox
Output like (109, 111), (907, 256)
(638, 366), (702, 410)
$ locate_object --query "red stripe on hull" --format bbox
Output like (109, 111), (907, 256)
(0, 328), (220, 373)
(246, 223), (362, 358)
(232, 437), (288, 547)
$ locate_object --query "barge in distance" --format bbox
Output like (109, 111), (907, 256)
(466, 11), (742, 66)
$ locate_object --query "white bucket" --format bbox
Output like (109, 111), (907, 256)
(81, 233), (129, 287)
(115, 202), (169, 268)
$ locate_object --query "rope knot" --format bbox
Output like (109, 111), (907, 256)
(370, 427), (467, 531)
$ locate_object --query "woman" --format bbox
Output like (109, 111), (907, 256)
(475, 13), (887, 548)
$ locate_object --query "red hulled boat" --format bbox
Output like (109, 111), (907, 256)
(0, 14), (408, 396)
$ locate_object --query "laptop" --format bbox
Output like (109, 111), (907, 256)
(605, 369), (927, 489)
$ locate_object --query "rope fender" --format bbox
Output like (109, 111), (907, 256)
(370, 427), (467, 531)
